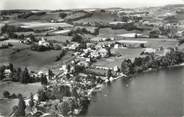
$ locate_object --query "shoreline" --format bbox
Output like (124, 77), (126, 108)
(1, 61), (184, 116)
(124, 62), (184, 80)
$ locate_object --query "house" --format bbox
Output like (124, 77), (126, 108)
(156, 48), (171, 56)
(69, 43), (80, 50)
(98, 48), (109, 58)
(20, 38), (32, 45)
(109, 21), (126, 25)
(118, 33), (142, 38)
(0, 35), (8, 41)
(117, 40), (147, 48)
(77, 61), (90, 67)
(144, 48), (156, 54)
(60, 65), (68, 74)
(38, 38), (50, 47)
(52, 30), (71, 36)
(114, 44), (120, 49)
(86, 43), (95, 48)
(113, 66), (120, 72)
(4, 69), (11, 78)
(90, 51), (100, 59)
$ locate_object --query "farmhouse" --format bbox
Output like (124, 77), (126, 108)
(118, 33), (143, 38)
(98, 48), (109, 58)
(20, 37), (32, 44)
(51, 29), (71, 35)
(117, 40), (147, 48)
(38, 37), (50, 47)
(69, 43), (80, 50)
(144, 48), (156, 54)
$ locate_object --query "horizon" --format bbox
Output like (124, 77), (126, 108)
(1, 0), (184, 10)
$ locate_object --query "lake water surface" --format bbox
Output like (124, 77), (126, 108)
(83, 67), (184, 117)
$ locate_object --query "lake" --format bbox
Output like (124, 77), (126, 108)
(82, 67), (184, 117)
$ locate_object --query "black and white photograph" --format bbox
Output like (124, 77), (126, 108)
(1, 0), (184, 116)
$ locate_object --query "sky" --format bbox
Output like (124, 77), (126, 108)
(0, 0), (184, 10)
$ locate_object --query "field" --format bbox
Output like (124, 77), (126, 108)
(25, 12), (61, 21)
(136, 38), (178, 48)
(45, 35), (72, 43)
(74, 10), (121, 24)
(93, 38), (178, 68)
(93, 48), (145, 68)
(0, 82), (42, 98)
(0, 82), (42, 116)
(20, 22), (73, 29)
(98, 28), (141, 37)
(8, 49), (75, 72)
(0, 99), (18, 116)
(0, 42), (74, 72)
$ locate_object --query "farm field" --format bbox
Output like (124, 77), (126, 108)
(0, 82), (42, 116)
(98, 28), (141, 37)
(0, 47), (74, 72)
(74, 10), (121, 24)
(130, 38), (178, 48)
(1, 5), (184, 117)
(93, 38), (178, 68)
(93, 48), (145, 68)
(0, 82), (42, 98)
(45, 35), (72, 43)
(8, 21), (73, 30)
(20, 22), (73, 29)
(114, 38), (178, 48)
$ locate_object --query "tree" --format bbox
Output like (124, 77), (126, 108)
(41, 74), (48, 85)
(0, 65), (6, 80)
(57, 101), (70, 116)
(106, 69), (112, 80)
(149, 29), (160, 38)
(16, 67), (22, 82)
(106, 47), (112, 57)
(80, 41), (87, 49)
(140, 43), (145, 48)
(66, 64), (71, 73)
(29, 93), (34, 108)
(3, 90), (10, 98)
(135, 33), (138, 38)
(29, 34), (36, 42)
(59, 13), (67, 18)
(121, 59), (134, 75)
(9, 63), (14, 72)
(72, 87), (80, 98)
(16, 94), (26, 116)
(48, 69), (54, 80)
(55, 49), (66, 61)
(80, 96), (90, 113)
(20, 67), (30, 83)
(72, 33), (83, 43)
(38, 89), (47, 102)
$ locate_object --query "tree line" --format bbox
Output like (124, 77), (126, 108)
(0, 63), (53, 84)
(121, 50), (184, 75)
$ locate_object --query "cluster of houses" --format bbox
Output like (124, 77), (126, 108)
(142, 47), (174, 56)
(64, 43), (110, 67)
(20, 37), (52, 48)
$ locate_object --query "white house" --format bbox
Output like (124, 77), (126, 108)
(144, 48), (156, 54)
(98, 48), (109, 58)
(38, 38), (50, 47)
(69, 43), (80, 50)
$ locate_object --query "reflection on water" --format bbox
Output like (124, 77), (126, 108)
(82, 67), (184, 117)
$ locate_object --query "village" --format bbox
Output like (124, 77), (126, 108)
(1, 3), (184, 117)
